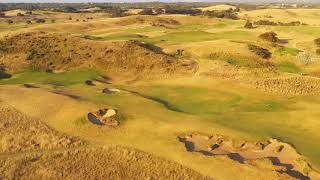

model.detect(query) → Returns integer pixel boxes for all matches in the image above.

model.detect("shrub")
[26,20,32,24]
[26,50,36,60]
[17,12,24,16]
[316,49,320,55]
[254,20,278,26]
[51,19,55,23]
[6,19,13,24]
[244,20,254,29]
[259,31,279,43]
[0,65,11,79]
[314,38,320,47]
[203,10,238,20]
[25,11,32,15]
[138,8,154,15]
[248,44,272,59]
[35,19,45,23]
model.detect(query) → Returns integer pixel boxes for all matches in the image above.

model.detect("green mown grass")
[274,46,301,56]
[122,85,292,115]
[149,30,255,43]
[276,61,302,74]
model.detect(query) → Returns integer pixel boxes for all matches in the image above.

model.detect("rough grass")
[276,61,302,74]
[208,52,267,68]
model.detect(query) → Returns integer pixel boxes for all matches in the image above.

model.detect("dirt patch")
[178,133,320,180]
[0,104,85,154]
[0,32,197,80]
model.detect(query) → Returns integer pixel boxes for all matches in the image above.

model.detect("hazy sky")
[0,0,316,3]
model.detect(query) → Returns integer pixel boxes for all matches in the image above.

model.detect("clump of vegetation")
[254,20,302,26]
[254,20,278,26]
[248,44,272,59]
[244,20,254,29]
[26,20,32,24]
[164,6,201,15]
[259,31,279,43]
[35,19,46,23]
[316,49,320,55]
[25,11,32,15]
[0,11,5,17]
[274,46,301,56]
[203,9,239,20]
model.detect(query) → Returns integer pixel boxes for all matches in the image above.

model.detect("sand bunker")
[102,88,120,94]
[87,108,120,126]
[178,133,320,180]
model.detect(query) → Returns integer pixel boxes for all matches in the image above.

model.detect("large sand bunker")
[178,133,320,180]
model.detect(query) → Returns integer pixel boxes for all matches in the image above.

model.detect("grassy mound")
[0,32,197,80]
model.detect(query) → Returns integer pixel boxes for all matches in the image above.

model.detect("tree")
[35,19,45,23]
[6,19,13,24]
[314,38,320,47]
[248,44,272,59]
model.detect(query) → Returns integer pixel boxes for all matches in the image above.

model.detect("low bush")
[35,19,46,23]
[314,38,320,47]
[6,19,13,24]
[259,31,279,43]
[316,49,320,55]
[248,44,272,59]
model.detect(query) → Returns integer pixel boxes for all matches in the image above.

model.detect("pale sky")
[0,0,317,3]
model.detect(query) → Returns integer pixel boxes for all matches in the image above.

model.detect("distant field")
[1,5,320,179]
